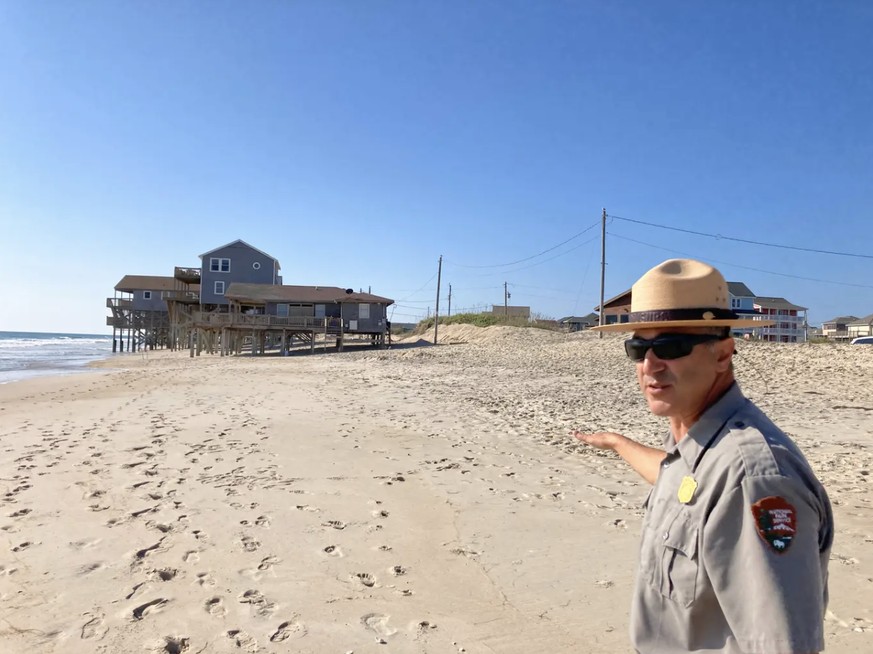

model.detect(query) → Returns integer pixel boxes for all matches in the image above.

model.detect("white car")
[851,336,873,345]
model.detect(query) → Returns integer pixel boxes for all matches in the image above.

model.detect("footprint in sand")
[258,555,281,571]
[361,612,397,639]
[132,598,168,620]
[205,596,227,616]
[157,636,189,653]
[80,614,107,640]
[354,572,377,588]
[240,535,261,552]
[323,520,346,530]
[226,629,258,652]
[323,545,344,557]
[270,617,306,642]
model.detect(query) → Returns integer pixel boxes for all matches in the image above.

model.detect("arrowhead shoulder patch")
[751,496,797,554]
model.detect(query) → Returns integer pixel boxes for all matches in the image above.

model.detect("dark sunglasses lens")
[624,339,649,361]
[625,336,703,361]
[652,339,694,360]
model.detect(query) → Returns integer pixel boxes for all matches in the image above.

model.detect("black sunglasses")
[624,333,728,362]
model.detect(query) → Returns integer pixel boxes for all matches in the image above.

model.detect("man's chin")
[646,398,674,417]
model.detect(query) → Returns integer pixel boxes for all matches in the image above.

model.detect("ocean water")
[0,331,114,384]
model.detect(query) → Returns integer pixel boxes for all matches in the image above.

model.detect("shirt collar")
[667,382,747,471]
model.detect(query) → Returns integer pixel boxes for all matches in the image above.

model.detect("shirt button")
[663,461,670,468]
[663,532,669,540]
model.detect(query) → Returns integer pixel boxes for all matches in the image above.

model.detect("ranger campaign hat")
[593,259,774,332]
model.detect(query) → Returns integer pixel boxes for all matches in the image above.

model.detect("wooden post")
[599,207,606,339]
[189,329,195,358]
[434,255,442,345]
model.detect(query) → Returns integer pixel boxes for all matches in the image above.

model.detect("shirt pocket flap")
[665,512,698,560]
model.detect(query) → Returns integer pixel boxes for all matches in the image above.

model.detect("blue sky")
[1,1,871,334]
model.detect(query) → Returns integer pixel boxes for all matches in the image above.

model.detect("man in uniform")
[574,258,833,654]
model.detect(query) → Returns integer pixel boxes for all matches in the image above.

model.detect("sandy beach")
[1,326,871,653]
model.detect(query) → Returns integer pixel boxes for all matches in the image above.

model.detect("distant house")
[821,316,859,340]
[847,314,873,339]
[489,305,531,319]
[558,313,600,332]
[199,240,282,308]
[751,297,808,343]
[727,282,759,336]
[594,289,632,325]
[223,284,393,337]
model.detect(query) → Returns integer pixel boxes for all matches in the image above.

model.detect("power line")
[447,219,601,269]
[609,213,873,260]
[609,231,873,290]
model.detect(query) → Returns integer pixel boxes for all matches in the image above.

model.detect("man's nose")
[641,348,667,371]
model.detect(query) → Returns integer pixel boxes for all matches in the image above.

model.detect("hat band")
[626,307,739,323]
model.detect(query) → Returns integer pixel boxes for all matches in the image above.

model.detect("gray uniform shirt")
[631,383,833,653]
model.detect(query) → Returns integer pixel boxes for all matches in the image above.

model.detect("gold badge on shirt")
[678,476,698,504]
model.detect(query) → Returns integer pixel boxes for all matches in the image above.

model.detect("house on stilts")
[110,239,394,356]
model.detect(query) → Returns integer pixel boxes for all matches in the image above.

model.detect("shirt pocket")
[657,511,699,608]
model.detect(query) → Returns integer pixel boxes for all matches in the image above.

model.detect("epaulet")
[727,407,782,479]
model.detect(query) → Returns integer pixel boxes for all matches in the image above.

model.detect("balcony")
[107,298,133,309]
[174,266,201,283]
[163,290,200,303]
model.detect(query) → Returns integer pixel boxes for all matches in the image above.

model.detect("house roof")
[115,275,179,292]
[199,240,280,266]
[727,281,755,297]
[559,313,600,324]
[224,283,393,305]
[848,313,873,326]
[594,289,632,311]
[823,315,860,325]
[753,296,808,311]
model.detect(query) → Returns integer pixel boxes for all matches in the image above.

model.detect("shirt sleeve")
[701,475,826,653]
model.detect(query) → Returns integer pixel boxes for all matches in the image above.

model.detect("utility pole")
[434,255,442,345]
[448,284,452,317]
[504,281,509,317]
[599,208,607,339]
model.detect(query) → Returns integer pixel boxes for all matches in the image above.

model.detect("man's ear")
[715,337,735,372]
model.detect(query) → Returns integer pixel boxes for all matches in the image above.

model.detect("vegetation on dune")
[411,312,560,334]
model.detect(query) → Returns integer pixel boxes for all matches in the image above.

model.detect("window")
[143,291,152,300]
[252,261,261,270]
[215,281,225,295]
[276,304,289,317]
[359,303,370,320]
[315,304,325,318]
[210,257,231,273]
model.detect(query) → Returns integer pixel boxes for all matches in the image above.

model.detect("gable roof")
[823,315,860,325]
[753,296,808,311]
[224,283,393,305]
[199,239,279,264]
[594,288,632,311]
[848,313,873,326]
[727,281,755,297]
[115,275,179,292]
[559,313,600,324]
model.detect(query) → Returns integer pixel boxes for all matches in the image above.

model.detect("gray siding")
[262,301,389,333]
[132,290,169,312]
[200,242,279,306]
[340,302,388,332]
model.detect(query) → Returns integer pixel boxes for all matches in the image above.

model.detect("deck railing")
[190,312,339,330]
